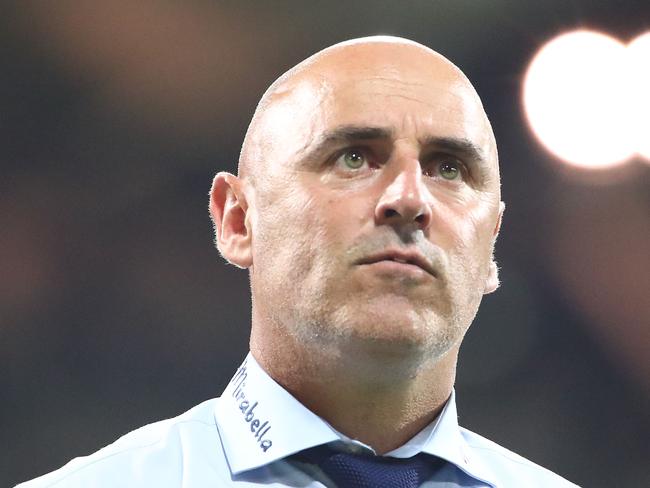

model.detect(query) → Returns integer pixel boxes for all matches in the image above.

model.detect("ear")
[209,172,253,268]
[484,201,505,294]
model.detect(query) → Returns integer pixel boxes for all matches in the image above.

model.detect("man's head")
[210,36,503,372]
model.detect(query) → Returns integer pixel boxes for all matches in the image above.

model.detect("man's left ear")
[484,201,505,294]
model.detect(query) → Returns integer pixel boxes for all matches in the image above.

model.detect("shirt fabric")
[17,354,578,487]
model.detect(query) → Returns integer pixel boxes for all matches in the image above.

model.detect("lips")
[356,249,437,277]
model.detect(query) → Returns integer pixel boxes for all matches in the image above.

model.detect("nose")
[374,161,433,230]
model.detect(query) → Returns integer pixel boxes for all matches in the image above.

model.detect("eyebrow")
[421,135,486,164]
[308,124,490,181]
[310,125,394,155]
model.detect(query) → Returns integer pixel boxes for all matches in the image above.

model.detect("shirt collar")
[398,390,497,487]
[214,353,341,474]
[214,353,497,487]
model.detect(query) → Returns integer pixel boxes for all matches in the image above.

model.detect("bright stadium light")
[628,33,650,162]
[523,30,635,169]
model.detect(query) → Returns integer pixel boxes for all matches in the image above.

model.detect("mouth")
[355,249,437,278]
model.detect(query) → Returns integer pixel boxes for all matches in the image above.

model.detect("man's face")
[246,44,502,362]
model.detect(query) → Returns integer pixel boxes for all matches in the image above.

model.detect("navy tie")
[298,446,440,488]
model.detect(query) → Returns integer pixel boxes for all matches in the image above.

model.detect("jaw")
[290,294,463,377]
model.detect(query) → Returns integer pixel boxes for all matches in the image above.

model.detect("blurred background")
[1,1,649,486]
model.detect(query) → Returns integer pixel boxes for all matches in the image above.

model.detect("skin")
[209,36,504,454]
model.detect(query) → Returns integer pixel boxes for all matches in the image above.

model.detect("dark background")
[2,1,649,486]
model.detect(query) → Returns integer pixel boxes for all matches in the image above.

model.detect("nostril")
[384,208,400,218]
[415,214,426,224]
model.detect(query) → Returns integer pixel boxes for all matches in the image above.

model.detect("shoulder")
[16,399,231,488]
[460,427,580,487]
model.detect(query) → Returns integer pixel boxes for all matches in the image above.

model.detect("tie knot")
[298,445,440,488]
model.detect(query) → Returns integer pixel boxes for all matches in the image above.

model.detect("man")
[18,36,578,487]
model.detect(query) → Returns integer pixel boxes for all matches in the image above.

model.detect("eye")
[422,153,466,182]
[438,160,462,180]
[336,148,369,170]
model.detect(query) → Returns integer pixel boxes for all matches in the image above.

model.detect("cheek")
[441,200,498,317]
[444,196,498,265]
[253,187,338,277]
[253,188,310,266]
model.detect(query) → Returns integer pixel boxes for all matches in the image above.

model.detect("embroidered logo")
[229,360,273,452]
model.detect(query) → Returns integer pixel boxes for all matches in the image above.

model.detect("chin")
[328,300,459,362]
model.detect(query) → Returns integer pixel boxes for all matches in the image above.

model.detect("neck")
[251,325,458,454]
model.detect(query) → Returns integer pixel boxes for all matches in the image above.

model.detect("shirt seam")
[464,443,576,484]
[465,444,549,469]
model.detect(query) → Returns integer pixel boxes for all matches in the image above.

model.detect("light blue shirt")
[17,354,578,487]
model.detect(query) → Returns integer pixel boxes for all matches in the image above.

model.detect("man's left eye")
[436,160,463,181]
[424,157,466,181]
[422,155,466,181]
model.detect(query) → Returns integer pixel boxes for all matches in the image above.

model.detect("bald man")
[18,37,578,488]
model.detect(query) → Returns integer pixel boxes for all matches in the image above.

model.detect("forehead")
[255,46,496,175]
[318,73,490,147]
